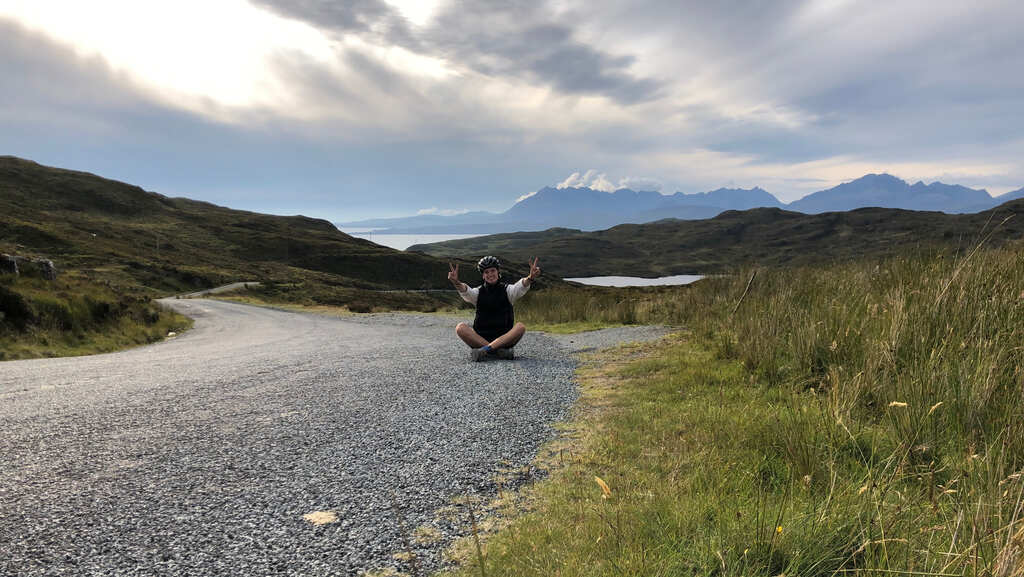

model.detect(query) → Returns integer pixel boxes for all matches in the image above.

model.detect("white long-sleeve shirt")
[458,278,531,305]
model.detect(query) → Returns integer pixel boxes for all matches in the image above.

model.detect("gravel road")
[1,299,671,576]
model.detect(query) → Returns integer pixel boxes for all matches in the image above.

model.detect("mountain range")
[338,174,1024,234]
[408,200,1024,277]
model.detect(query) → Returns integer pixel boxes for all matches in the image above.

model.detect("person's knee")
[514,322,526,332]
[456,322,470,334]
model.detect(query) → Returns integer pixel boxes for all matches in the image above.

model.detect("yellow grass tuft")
[392,551,417,563]
[413,524,443,545]
[995,524,1024,577]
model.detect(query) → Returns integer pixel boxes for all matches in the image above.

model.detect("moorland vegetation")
[4,156,1024,574]
[446,239,1024,576]
[0,156,488,357]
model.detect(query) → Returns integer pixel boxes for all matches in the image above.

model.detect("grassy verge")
[516,284,699,327]
[220,281,467,314]
[0,274,192,360]
[444,243,1024,576]
[212,283,640,334]
[528,320,632,334]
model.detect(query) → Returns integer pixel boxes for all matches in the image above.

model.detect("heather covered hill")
[0,156,452,292]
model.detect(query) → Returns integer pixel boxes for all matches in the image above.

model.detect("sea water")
[342,229,704,285]
[564,275,704,287]
[343,231,483,251]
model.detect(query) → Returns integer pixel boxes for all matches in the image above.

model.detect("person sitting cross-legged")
[448,255,541,361]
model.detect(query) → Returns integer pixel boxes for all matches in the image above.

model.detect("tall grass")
[0,274,192,360]
[517,283,723,327]
[714,245,1024,575]
[454,242,1024,576]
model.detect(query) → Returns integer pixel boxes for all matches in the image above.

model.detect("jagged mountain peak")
[788,173,996,214]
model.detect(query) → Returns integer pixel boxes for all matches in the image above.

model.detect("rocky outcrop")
[0,254,58,279]
[33,258,57,280]
[0,254,17,275]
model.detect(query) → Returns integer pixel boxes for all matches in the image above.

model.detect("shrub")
[0,284,35,331]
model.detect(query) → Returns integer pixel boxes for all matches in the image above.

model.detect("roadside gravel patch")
[0,301,673,576]
[547,324,676,353]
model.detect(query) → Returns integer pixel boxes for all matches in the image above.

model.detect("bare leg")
[488,322,526,350]
[456,322,489,348]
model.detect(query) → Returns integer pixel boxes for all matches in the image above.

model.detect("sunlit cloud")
[0,0,457,125]
[556,170,662,193]
[557,170,615,191]
[381,0,444,27]
[0,0,333,109]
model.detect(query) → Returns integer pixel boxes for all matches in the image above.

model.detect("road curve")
[178,281,261,298]
[1,299,605,576]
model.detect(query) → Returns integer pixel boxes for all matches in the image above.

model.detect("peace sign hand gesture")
[448,262,461,285]
[528,257,541,280]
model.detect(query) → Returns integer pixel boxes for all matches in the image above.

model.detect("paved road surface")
[0,299,668,575]
[179,281,261,298]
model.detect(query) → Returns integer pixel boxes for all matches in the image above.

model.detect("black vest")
[473,282,514,336]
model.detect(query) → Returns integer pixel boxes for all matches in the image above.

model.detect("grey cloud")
[260,46,458,138]
[528,42,661,104]
[426,1,663,104]
[249,0,420,47]
[544,0,1024,165]
[252,0,663,105]
[789,5,1024,116]
[730,2,1024,158]
[0,19,151,118]
[252,0,391,29]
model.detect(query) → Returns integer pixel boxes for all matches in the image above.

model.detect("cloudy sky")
[2,0,1022,221]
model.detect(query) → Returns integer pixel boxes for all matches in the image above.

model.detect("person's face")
[482,267,499,285]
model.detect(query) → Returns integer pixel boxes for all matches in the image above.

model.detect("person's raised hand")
[528,257,541,280]
[448,262,460,284]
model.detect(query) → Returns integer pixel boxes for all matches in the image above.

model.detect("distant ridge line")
[339,173,1024,235]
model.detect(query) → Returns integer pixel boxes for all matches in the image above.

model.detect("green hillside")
[0,156,502,358]
[410,203,1024,277]
[0,156,459,292]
